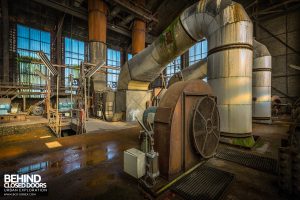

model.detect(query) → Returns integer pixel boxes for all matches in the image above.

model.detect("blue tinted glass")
[41,43,50,54]
[202,40,207,53]
[128,53,132,60]
[17,25,29,38]
[30,29,40,41]
[17,37,29,49]
[79,42,84,54]
[189,46,194,56]
[41,31,50,43]
[72,40,79,53]
[65,38,71,51]
[65,58,70,65]
[30,40,40,51]
[79,55,84,61]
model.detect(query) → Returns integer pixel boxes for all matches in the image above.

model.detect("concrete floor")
[0,120,291,200]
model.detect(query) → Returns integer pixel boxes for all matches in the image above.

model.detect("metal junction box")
[124,148,146,178]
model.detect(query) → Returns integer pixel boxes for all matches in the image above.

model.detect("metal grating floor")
[216,148,278,174]
[171,165,234,200]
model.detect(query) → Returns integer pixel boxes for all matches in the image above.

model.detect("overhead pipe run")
[118,0,253,136]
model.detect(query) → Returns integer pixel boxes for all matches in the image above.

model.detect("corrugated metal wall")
[256,11,300,104]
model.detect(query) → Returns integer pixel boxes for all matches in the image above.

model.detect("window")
[189,39,208,82]
[189,40,207,65]
[165,56,181,83]
[17,24,51,98]
[127,53,133,61]
[106,48,121,89]
[64,37,85,90]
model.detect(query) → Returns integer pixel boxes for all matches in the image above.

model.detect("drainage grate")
[171,165,234,200]
[216,148,278,174]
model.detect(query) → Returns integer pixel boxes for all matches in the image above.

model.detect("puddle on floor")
[15,143,119,176]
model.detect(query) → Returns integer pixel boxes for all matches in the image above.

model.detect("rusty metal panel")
[154,107,173,124]
[154,80,216,180]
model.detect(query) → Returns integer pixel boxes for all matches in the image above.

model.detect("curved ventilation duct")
[118,0,253,136]
[252,40,272,123]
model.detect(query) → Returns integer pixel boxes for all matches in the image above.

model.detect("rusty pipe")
[88,0,107,43]
[118,0,253,135]
[132,19,146,55]
[88,0,107,91]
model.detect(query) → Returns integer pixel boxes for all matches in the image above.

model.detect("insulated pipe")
[252,40,272,123]
[88,0,107,90]
[169,39,272,124]
[168,58,207,87]
[118,0,253,136]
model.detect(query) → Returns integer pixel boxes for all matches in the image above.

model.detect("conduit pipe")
[118,0,253,136]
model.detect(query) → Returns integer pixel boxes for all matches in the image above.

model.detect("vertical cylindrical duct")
[88,0,107,90]
[132,19,146,55]
[181,1,253,136]
[252,40,272,123]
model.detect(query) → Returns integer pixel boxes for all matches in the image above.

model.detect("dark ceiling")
[8,0,300,49]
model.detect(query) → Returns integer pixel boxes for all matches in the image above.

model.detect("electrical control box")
[123,148,146,178]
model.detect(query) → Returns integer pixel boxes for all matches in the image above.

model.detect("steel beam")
[32,0,132,37]
[257,23,300,56]
[261,0,299,12]
[110,0,158,22]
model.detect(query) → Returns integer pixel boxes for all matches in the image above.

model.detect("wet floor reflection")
[17,161,48,174]
[13,142,119,178]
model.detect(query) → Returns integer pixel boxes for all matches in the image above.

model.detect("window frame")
[16,24,51,98]
[106,48,121,89]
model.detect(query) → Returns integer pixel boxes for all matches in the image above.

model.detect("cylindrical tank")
[252,40,272,123]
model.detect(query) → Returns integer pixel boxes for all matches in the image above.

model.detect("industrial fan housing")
[154,79,220,180]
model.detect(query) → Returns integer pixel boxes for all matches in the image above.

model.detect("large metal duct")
[252,40,272,123]
[118,0,253,136]
[168,58,207,87]
[169,39,272,125]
